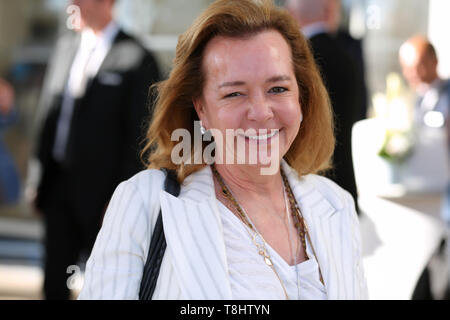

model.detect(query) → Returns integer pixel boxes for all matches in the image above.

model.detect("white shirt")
[418,78,447,115]
[52,21,120,162]
[218,201,327,300]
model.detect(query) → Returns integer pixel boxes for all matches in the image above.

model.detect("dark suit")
[334,30,368,122]
[33,28,160,299]
[308,32,360,213]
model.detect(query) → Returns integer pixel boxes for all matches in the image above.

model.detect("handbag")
[139,169,180,300]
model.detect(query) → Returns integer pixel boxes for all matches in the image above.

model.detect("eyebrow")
[266,75,292,83]
[218,81,246,88]
[218,75,292,88]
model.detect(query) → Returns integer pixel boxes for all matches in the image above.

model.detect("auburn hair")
[141,0,335,182]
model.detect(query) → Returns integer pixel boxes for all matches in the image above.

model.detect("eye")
[269,87,288,94]
[224,92,242,98]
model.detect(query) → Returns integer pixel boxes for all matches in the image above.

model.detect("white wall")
[428,0,450,79]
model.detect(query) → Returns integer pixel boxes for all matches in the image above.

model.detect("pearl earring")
[200,121,207,135]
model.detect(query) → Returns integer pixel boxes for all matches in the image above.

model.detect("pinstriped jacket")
[78,160,368,300]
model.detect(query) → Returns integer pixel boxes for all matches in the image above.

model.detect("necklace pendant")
[259,250,273,266]
[264,256,273,266]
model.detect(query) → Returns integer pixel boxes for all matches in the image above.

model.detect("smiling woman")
[143,0,334,181]
[78,0,368,300]
[193,30,301,175]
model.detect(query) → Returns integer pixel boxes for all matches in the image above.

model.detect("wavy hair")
[141,0,335,182]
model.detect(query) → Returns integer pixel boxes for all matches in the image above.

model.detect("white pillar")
[428,0,450,78]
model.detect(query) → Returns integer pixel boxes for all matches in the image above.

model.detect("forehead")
[202,30,294,82]
[399,43,420,67]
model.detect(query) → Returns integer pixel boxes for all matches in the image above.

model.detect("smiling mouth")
[238,129,280,141]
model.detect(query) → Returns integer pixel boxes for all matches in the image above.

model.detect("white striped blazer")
[78,160,368,300]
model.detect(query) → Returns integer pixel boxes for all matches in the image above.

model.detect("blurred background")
[0,0,449,300]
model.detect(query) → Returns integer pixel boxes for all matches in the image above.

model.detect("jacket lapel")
[83,29,126,95]
[281,161,347,299]
[57,32,81,93]
[159,167,232,299]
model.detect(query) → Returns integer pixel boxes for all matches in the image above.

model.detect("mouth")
[238,129,281,142]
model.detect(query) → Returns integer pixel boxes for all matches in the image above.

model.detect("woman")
[79,0,367,300]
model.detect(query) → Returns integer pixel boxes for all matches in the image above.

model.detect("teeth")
[242,130,278,140]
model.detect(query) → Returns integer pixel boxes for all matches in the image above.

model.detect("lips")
[242,130,278,140]
[237,129,281,142]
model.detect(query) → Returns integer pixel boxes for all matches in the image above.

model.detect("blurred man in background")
[399,36,450,300]
[399,36,450,129]
[29,0,160,299]
[0,78,21,205]
[399,35,450,226]
[285,0,360,213]
[325,0,368,121]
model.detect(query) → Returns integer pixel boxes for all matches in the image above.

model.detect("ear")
[192,96,209,129]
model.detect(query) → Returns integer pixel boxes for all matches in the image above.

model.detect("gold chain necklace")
[280,169,325,286]
[212,166,290,299]
[212,165,325,294]
[212,165,313,299]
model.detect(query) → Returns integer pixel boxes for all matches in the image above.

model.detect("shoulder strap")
[139,169,180,300]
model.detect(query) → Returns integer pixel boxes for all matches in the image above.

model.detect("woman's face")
[194,30,302,170]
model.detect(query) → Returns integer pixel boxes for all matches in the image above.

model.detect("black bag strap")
[139,169,180,300]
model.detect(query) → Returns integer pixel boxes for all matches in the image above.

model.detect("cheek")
[221,107,248,127]
[204,101,246,130]
[278,99,302,134]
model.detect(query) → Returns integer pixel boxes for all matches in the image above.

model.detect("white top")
[218,202,327,300]
[78,163,368,300]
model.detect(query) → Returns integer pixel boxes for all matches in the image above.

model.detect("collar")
[417,77,444,97]
[80,20,120,50]
[301,22,328,39]
[98,20,120,46]
[177,159,344,213]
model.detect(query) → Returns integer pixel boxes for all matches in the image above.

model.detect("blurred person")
[399,36,450,225]
[78,0,367,300]
[326,0,368,121]
[400,36,450,300]
[0,78,15,115]
[29,0,160,300]
[285,0,360,214]
[399,36,450,127]
[0,78,21,205]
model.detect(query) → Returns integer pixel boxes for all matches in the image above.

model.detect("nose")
[247,92,274,123]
